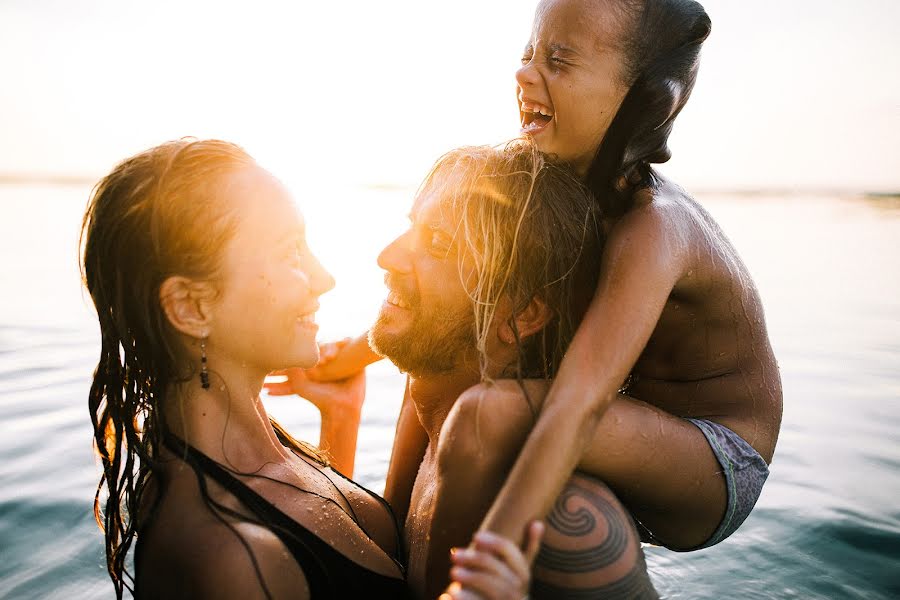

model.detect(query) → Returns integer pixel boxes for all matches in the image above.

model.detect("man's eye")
[429,231,451,253]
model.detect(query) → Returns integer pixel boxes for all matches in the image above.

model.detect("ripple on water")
[0,498,106,600]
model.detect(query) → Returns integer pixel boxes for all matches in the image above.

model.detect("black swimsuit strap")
[164,433,334,596]
[324,461,407,571]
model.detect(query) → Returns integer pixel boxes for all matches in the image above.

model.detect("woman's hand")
[440,522,544,600]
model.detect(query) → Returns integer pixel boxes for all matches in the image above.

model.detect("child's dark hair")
[586,0,712,216]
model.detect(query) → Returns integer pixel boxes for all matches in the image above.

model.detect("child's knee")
[532,473,657,599]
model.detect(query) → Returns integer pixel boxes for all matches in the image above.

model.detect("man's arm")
[424,389,656,599]
[383,377,428,524]
[264,368,365,476]
[305,331,383,382]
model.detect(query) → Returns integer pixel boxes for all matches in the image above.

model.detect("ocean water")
[0,183,898,599]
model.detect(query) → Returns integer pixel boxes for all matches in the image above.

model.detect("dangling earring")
[200,337,210,389]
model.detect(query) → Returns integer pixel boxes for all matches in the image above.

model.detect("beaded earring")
[200,338,210,389]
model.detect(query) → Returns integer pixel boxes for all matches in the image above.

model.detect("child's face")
[516,0,631,176]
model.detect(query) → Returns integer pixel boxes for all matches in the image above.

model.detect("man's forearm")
[319,406,362,476]
[383,380,428,521]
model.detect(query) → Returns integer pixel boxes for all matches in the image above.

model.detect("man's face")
[370,179,477,376]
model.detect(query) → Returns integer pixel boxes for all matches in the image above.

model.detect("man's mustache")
[383,273,420,307]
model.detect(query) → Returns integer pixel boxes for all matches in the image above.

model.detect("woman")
[80,138,541,599]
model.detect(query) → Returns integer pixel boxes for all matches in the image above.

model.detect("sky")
[0,0,898,192]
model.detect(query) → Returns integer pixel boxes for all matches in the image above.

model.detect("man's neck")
[407,368,480,446]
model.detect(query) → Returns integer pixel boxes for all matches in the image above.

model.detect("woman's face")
[208,166,334,376]
[516,0,632,175]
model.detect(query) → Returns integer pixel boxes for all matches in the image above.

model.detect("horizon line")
[0,173,896,199]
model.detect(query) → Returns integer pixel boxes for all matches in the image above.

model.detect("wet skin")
[614,180,782,460]
[474,177,783,552]
[385,176,783,591]
[375,183,656,598]
[473,0,783,552]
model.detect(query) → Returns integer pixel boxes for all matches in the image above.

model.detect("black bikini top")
[164,434,410,599]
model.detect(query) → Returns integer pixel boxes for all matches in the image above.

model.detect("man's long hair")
[421,139,603,383]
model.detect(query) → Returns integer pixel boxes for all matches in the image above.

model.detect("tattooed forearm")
[532,476,657,599]
[532,562,658,599]
[539,483,629,571]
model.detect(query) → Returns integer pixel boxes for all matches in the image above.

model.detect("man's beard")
[369,298,476,377]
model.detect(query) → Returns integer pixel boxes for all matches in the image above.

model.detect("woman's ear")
[159,276,216,339]
[499,296,552,344]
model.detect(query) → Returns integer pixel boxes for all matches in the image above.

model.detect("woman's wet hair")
[586,0,712,216]
[421,139,602,389]
[80,138,321,598]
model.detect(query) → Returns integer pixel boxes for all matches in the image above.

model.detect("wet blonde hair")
[420,139,603,382]
[80,138,325,598]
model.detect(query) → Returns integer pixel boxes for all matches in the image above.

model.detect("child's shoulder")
[605,178,694,251]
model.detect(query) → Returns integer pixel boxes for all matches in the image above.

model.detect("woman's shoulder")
[141,514,309,599]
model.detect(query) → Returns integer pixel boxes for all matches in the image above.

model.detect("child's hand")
[264,367,366,418]
[441,522,544,600]
[305,333,381,382]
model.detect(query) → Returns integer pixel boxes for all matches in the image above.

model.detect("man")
[368,142,656,599]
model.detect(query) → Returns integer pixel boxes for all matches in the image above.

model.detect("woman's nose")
[377,231,413,274]
[308,254,335,297]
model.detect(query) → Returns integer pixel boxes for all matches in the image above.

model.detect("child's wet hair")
[586,0,712,216]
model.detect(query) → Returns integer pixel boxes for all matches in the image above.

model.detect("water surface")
[0,184,897,599]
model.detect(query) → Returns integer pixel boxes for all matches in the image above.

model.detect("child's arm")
[478,203,688,545]
[305,331,382,382]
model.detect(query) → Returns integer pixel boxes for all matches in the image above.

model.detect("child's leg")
[461,380,762,550]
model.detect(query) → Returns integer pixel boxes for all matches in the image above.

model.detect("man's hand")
[305,333,382,382]
[441,522,544,600]
[265,367,367,476]
[264,367,366,419]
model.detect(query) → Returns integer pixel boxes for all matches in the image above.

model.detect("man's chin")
[369,330,421,375]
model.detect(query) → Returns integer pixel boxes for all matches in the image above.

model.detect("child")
[475,0,783,553]
[297,0,781,560]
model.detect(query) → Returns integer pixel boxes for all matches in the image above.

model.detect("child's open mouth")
[520,101,554,134]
